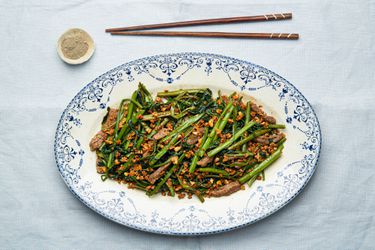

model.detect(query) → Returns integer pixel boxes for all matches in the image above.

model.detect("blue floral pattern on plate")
[54,52,321,235]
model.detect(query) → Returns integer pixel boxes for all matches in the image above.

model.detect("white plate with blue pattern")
[54,52,321,235]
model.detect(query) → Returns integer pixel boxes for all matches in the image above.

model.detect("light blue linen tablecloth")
[1,0,374,249]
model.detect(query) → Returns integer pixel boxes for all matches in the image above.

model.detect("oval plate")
[54,52,321,235]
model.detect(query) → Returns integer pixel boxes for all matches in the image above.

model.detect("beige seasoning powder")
[61,29,89,60]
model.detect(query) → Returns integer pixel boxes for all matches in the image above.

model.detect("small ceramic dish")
[57,28,95,65]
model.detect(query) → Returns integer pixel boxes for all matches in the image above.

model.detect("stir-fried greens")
[89,83,286,202]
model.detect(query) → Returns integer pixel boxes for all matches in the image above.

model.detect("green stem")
[124,140,130,150]
[268,124,286,129]
[147,165,177,196]
[104,152,115,179]
[161,113,203,143]
[136,136,144,149]
[151,158,172,168]
[189,127,209,173]
[229,160,253,167]
[118,109,145,141]
[114,99,126,138]
[239,145,283,184]
[247,174,258,187]
[207,121,256,157]
[176,177,205,202]
[126,91,137,120]
[216,105,235,139]
[204,174,236,180]
[116,91,138,140]
[167,181,175,197]
[243,162,258,171]
[138,82,152,103]
[277,137,287,146]
[119,154,134,174]
[232,108,238,134]
[122,98,143,109]
[130,176,147,187]
[177,178,195,192]
[225,152,253,158]
[141,111,177,121]
[199,102,234,156]
[150,134,179,165]
[195,192,205,203]
[242,101,251,151]
[198,168,228,175]
[106,152,114,169]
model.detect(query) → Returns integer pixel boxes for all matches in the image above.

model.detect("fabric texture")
[1,0,374,249]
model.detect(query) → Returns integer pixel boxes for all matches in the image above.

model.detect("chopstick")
[105,13,292,32]
[110,31,299,40]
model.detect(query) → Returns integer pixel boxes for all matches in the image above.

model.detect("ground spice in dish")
[60,29,90,60]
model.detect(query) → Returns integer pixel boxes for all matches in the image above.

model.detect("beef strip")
[186,134,199,145]
[187,127,205,145]
[209,181,242,197]
[102,108,119,131]
[255,135,271,145]
[197,156,213,167]
[264,115,276,124]
[89,130,107,151]
[271,133,284,143]
[146,162,171,184]
[152,128,169,140]
[256,133,284,145]
[251,103,263,115]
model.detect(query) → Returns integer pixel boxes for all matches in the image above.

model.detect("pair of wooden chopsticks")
[105,13,298,40]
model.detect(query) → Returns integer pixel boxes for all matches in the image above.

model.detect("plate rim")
[54,52,322,236]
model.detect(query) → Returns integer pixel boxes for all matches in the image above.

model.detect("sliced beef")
[146,162,171,184]
[255,135,271,145]
[251,103,263,115]
[197,156,213,167]
[255,133,284,145]
[186,134,199,145]
[89,131,107,151]
[187,127,205,145]
[264,115,276,124]
[271,133,284,143]
[153,128,170,140]
[102,108,119,131]
[209,181,242,197]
